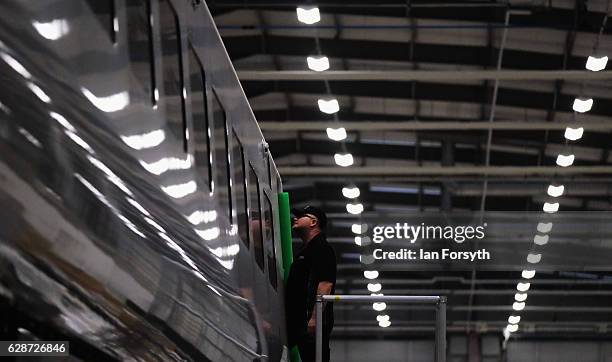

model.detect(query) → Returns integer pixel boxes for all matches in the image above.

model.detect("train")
[0,0,288,360]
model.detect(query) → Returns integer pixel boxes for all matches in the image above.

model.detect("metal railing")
[315,295,447,362]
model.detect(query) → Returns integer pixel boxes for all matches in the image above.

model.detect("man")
[286,205,337,362]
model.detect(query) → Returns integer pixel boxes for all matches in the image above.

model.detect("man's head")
[291,205,327,239]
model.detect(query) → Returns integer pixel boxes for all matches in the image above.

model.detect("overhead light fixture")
[556,154,575,167]
[307,55,330,71]
[586,55,608,71]
[508,315,521,324]
[378,320,391,328]
[334,153,353,167]
[360,254,374,265]
[364,270,379,279]
[533,234,549,246]
[343,186,360,199]
[355,236,370,246]
[512,302,525,311]
[517,282,531,292]
[564,127,583,141]
[514,292,528,302]
[318,98,340,114]
[547,185,564,197]
[572,98,593,113]
[373,302,387,311]
[296,6,321,24]
[537,222,553,233]
[527,253,542,264]
[543,202,559,213]
[506,324,519,333]
[347,203,363,215]
[352,224,362,234]
[326,127,347,141]
[367,283,382,293]
[376,315,390,322]
[352,223,368,234]
[522,270,536,279]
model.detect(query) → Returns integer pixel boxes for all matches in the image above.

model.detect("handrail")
[314,294,447,362]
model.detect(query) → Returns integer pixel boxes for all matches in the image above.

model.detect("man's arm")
[307,281,334,334]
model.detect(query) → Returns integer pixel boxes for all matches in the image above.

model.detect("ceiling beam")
[279,165,612,176]
[238,70,612,81]
[260,120,612,131]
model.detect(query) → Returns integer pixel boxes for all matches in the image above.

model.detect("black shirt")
[286,233,337,345]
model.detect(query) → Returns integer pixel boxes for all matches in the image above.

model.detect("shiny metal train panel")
[0,0,286,360]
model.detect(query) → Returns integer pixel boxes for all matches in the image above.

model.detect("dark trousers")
[297,330,331,362]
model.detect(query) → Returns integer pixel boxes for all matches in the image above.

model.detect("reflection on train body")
[0,0,286,360]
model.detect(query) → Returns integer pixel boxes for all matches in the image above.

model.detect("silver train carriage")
[0,0,288,360]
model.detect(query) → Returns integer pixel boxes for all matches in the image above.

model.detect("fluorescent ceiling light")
[360,254,374,265]
[537,222,553,233]
[296,6,320,24]
[352,223,368,234]
[364,270,379,279]
[343,186,360,199]
[533,234,549,246]
[367,283,382,293]
[307,55,330,71]
[556,154,574,167]
[318,98,340,114]
[517,282,531,292]
[515,292,528,302]
[508,315,521,324]
[506,324,519,333]
[543,202,559,213]
[521,270,536,279]
[564,127,583,141]
[346,203,364,215]
[572,98,593,113]
[527,253,542,264]
[354,236,369,246]
[373,302,387,311]
[326,127,347,141]
[586,55,608,71]
[334,153,353,167]
[376,315,390,322]
[547,185,564,197]
[512,302,525,311]
[378,320,391,328]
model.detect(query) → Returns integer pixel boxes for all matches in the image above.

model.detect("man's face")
[292,214,317,234]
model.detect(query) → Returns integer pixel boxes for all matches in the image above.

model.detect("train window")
[84,0,116,42]
[231,130,249,248]
[264,194,278,290]
[211,89,232,220]
[159,0,187,152]
[126,0,155,104]
[248,164,264,271]
[188,44,212,190]
[266,155,273,190]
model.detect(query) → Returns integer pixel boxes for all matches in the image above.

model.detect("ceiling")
[208,0,612,341]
